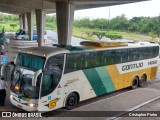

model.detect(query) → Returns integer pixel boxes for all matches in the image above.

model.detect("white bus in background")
[0,41,159,112]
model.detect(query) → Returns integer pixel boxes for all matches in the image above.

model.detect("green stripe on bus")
[83,68,107,96]
[95,67,115,93]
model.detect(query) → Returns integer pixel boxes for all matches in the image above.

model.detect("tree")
[105,33,122,40]
[128,22,138,32]
[85,29,93,37]
[148,32,157,40]
[93,31,106,40]
[109,14,129,31]
[130,17,143,23]
[10,23,17,29]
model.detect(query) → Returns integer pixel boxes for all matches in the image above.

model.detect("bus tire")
[131,77,139,89]
[139,74,147,87]
[65,92,78,110]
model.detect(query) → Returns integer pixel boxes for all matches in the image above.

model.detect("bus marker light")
[0,52,4,55]
[14,86,20,91]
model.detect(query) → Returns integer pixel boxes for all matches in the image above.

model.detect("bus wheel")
[131,77,139,89]
[65,93,78,110]
[139,74,147,87]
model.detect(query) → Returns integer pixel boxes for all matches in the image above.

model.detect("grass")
[0,24,19,32]
[72,27,158,42]
[120,32,158,42]
[0,24,56,32]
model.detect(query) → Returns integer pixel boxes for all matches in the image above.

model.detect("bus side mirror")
[10,61,15,66]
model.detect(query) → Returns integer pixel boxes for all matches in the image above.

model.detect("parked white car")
[15,29,47,41]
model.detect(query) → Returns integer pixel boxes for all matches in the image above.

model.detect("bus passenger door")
[38,54,64,111]
[38,70,64,111]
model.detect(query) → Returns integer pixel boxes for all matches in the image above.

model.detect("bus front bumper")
[10,94,38,112]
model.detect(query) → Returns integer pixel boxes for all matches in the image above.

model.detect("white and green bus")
[1,41,159,112]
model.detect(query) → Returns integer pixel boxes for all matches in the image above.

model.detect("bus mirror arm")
[10,61,16,66]
[42,68,46,72]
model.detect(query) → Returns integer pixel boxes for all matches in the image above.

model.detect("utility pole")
[108,6,110,31]
[158,12,160,42]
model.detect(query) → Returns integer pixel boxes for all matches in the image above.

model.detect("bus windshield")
[16,53,45,71]
[10,68,41,99]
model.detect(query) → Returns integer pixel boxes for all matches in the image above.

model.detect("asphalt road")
[4,30,87,46]
[46,30,87,46]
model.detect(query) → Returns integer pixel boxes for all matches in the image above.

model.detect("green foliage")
[105,33,122,40]
[10,23,17,29]
[157,41,160,45]
[93,31,106,40]
[74,18,109,30]
[128,22,138,32]
[74,15,160,37]
[0,13,57,32]
[0,12,160,42]
[109,14,129,31]
[148,32,157,39]
[85,29,93,37]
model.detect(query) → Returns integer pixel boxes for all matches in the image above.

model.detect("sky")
[74,0,160,19]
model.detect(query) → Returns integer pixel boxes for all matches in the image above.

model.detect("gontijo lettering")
[122,62,143,71]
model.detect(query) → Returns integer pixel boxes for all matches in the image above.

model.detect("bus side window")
[45,54,64,71]
[128,48,134,62]
[100,50,113,66]
[99,51,105,66]
[134,48,141,60]
[141,47,148,60]
[152,46,159,58]
[114,49,127,64]
[148,47,153,58]
[65,53,84,73]
[76,53,84,70]
[41,55,64,97]
[129,48,142,61]
[41,74,54,97]
[41,69,63,97]
[106,50,114,65]
[84,52,99,68]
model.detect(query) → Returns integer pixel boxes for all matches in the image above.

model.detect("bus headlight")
[10,95,13,99]
[29,103,37,107]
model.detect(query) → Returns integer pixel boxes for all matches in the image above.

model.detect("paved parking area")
[75,88,160,112]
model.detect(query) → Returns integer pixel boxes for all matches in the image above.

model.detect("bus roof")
[19,42,159,58]
[19,46,70,58]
